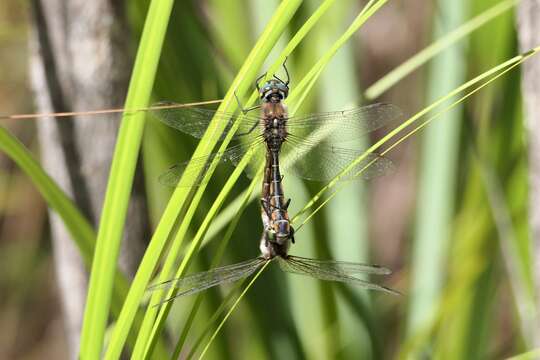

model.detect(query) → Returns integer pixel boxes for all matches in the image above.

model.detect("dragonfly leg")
[290,226,295,244]
[284,198,291,210]
[255,73,267,91]
[273,56,290,85]
[234,91,261,115]
[235,120,260,137]
[260,199,271,218]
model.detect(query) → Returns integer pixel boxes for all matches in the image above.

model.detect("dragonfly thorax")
[262,103,288,152]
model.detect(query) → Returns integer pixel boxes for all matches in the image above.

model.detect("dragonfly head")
[260,229,291,259]
[259,79,289,102]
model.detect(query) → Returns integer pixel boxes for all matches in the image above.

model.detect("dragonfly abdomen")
[263,149,295,248]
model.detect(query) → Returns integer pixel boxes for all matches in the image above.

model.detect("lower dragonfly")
[151,140,398,302]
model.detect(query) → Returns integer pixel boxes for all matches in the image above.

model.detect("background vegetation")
[0,0,537,359]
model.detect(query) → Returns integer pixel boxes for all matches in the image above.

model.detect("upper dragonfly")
[152,62,401,187]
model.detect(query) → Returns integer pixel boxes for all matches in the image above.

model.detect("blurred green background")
[0,0,535,359]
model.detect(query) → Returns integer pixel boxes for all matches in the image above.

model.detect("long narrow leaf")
[107,2,303,358]
[293,47,540,224]
[0,126,170,355]
[80,0,175,358]
[364,0,519,99]
[406,0,466,344]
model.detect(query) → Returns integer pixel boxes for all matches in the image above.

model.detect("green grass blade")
[0,126,169,356]
[406,0,466,343]
[507,348,540,360]
[182,0,389,254]
[137,157,262,358]
[293,47,540,225]
[0,125,136,313]
[364,0,519,100]
[183,280,248,360]
[287,0,389,110]
[475,146,536,345]
[0,127,95,262]
[298,1,374,357]
[105,2,303,357]
[171,3,393,354]
[136,1,351,354]
[294,53,534,232]
[170,168,261,359]
[79,0,175,358]
[140,1,389,355]
[197,261,271,359]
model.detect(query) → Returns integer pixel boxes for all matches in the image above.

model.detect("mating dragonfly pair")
[151,64,400,302]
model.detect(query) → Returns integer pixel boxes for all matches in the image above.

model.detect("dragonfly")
[152,61,401,187]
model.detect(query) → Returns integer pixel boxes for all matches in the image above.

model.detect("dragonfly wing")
[150,102,261,140]
[158,140,263,187]
[286,103,401,142]
[150,257,267,303]
[229,144,267,179]
[282,138,394,182]
[278,256,398,295]
[284,255,392,275]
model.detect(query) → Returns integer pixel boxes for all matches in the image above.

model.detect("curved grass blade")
[293,47,540,231]
[0,127,169,356]
[407,0,466,345]
[292,46,540,225]
[177,0,395,260]
[287,0,390,110]
[171,170,262,359]
[138,155,264,358]
[364,0,519,99]
[126,2,304,358]
[183,279,247,360]
[82,0,176,357]
[145,2,395,356]
[138,0,353,355]
[0,126,96,264]
[197,261,272,359]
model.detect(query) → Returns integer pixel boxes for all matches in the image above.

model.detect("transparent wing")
[282,136,394,182]
[282,255,392,274]
[150,257,267,303]
[278,256,399,295]
[158,137,265,187]
[154,102,400,186]
[150,102,261,140]
[286,103,401,142]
